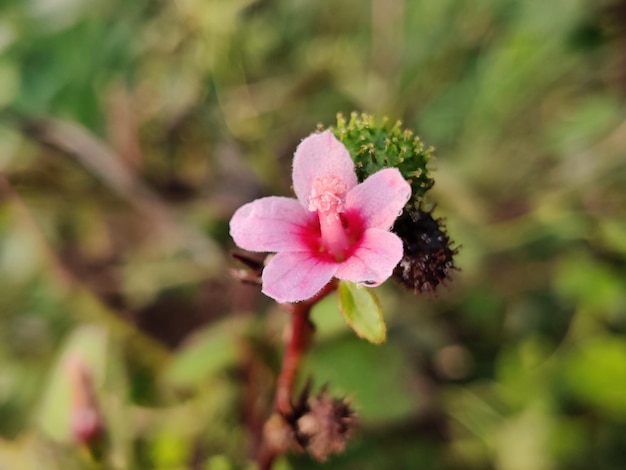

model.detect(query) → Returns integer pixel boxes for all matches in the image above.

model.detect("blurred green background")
[1,0,626,468]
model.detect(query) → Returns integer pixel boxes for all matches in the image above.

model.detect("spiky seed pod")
[296,387,357,462]
[324,112,435,206]
[392,206,459,294]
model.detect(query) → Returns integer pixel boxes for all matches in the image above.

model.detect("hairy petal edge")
[345,168,411,230]
[292,131,357,207]
[262,251,338,303]
[230,196,314,253]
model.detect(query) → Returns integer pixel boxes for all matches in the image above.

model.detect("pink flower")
[230,130,411,303]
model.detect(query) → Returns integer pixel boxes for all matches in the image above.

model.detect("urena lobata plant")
[229,112,458,468]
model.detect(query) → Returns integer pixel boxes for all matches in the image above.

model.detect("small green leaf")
[337,281,386,344]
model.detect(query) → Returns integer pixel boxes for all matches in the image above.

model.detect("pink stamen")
[308,175,347,213]
[308,175,350,260]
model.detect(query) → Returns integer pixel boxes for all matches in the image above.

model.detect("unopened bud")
[65,356,103,446]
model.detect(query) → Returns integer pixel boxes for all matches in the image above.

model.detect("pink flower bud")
[65,356,103,446]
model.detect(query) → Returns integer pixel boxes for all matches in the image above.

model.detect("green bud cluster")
[323,112,435,208]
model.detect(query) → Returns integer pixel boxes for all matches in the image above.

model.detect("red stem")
[274,279,338,416]
[275,302,311,416]
[258,280,338,469]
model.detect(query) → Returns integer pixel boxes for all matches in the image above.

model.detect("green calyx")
[324,112,435,208]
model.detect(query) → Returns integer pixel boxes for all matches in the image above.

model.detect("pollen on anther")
[308,175,347,214]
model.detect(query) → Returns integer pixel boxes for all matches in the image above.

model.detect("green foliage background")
[1,0,626,468]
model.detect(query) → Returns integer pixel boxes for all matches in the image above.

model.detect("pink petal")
[229,196,315,252]
[262,251,338,303]
[292,131,358,207]
[335,229,403,286]
[345,168,411,230]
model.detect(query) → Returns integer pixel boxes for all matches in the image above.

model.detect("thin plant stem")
[275,302,312,416]
[258,279,338,469]
[274,279,338,416]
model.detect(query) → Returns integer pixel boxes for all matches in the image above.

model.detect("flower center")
[308,175,350,261]
[308,175,347,214]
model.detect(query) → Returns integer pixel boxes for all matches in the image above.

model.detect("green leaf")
[337,281,386,344]
[303,335,419,422]
[163,316,248,388]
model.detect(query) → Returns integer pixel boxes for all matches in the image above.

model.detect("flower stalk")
[275,279,338,416]
[259,280,338,469]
